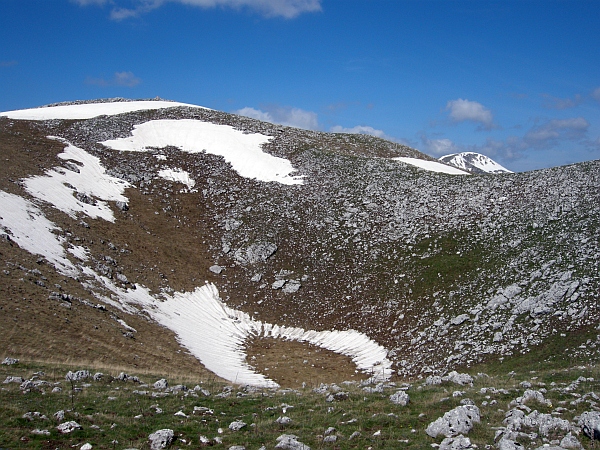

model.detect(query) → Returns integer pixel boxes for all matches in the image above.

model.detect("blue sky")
[1,0,599,172]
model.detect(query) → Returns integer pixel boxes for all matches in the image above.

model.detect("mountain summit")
[439,151,512,174]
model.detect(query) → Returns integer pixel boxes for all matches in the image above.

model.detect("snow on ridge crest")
[0,100,206,121]
[101,119,304,185]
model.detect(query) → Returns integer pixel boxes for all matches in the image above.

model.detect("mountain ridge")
[1,99,598,387]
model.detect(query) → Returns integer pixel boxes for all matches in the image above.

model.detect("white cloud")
[282,107,319,130]
[524,117,589,147]
[542,93,583,110]
[86,71,141,87]
[419,135,459,156]
[585,136,600,152]
[592,87,600,102]
[330,125,395,141]
[71,0,108,4]
[235,105,319,130]
[236,107,274,122]
[0,60,18,68]
[81,0,322,19]
[446,98,495,130]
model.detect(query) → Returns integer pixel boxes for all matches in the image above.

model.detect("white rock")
[389,390,410,406]
[578,411,600,440]
[57,421,82,434]
[209,265,223,274]
[275,434,311,450]
[153,379,168,390]
[229,420,247,431]
[148,429,174,450]
[450,314,469,326]
[560,432,583,449]
[1,357,19,365]
[439,434,473,450]
[426,405,481,438]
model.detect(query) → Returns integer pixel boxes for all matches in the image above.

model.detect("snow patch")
[101,120,304,185]
[157,168,196,190]
[24,137,130,222]
[0,191,77,276]
[393,157,470,175]
[0,100,205,121]
[68,245,89,261]
[99,281,392,388]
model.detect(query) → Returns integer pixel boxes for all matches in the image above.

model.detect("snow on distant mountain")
[394,157,470,175]
[439,152,512,174]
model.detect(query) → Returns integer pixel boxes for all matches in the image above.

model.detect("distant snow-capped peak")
[439,152,512,174]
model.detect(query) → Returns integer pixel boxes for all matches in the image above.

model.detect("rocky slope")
[0,99,598,386]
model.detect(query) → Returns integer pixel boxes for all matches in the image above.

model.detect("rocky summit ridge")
[0,99,598,387]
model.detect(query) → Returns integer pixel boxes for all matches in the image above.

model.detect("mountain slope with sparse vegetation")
[0,98,599,448]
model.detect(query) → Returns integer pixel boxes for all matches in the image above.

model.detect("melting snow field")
[0,105,400,386]
[394,157,470,175]
[24,137,131,222]
[0,191,77,276]
[0,135,390,386]
[100,281,392,388]
[0,100,205,120]
[101,119,304,185]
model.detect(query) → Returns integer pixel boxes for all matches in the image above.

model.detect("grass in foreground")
[1,359,599,449]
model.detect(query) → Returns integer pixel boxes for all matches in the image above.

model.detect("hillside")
[1,99,599,390]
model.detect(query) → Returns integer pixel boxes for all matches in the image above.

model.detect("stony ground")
[1,358,600,449]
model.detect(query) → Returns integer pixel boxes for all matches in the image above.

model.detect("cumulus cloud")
[419,134,459,156]
[542,93,583,110]
[86,71,141,87]
[524,117,589,147]
[71,0,108,4]
[585,136,600,152]
[446,98,495,130]
[236,107,274,122]
[235,105,319,130]
[330,125,395,141]
[77,0,322,19]
[592,87,600,102]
